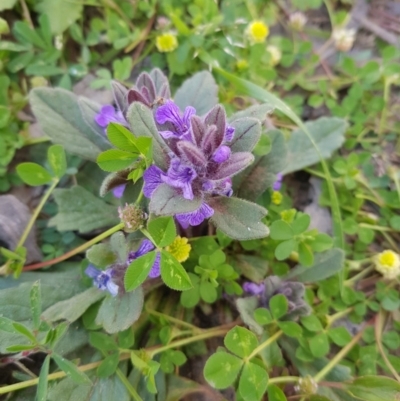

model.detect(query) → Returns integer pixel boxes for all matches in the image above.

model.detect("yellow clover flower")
[375,250,400,279]
[247,21,269,43]
[166,236,191,263]
[156,32,178,53]
[271,191,283,205]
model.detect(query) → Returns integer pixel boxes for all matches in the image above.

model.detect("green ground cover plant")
[1,1,400,400]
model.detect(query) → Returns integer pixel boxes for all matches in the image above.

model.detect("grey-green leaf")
[49,186,119,233]
[30,88,110,161]
[230,118,261,153]
[149,184,202,216]
[42,287,105,324]
[96,287,144,334]
[52,353,92,384]
[283,117,347,174]
[174,71,218,116]
[235,130,287,201]
[36,354,50,401]
[284,248,344,283]
[209,196,269,240]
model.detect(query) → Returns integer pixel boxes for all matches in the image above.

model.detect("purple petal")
[225,126,235,142]
[159,130,180,139]
[106,280,119,297]
[183,106,196,127]
[95,105,127,128]
[273,173,283,191]
[212,146,231,163]
[148,252,161,278]
[128,239,155,263]
[112,184,126,199]
[161,159,197,200]
[243,282,264,295]
[156,100,182,125]
[85,265,101,279]
[176,202,214,228]
[143,165,164,198]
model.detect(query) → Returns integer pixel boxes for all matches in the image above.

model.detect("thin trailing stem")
[116,368,144,401]
[23,222,125,271]
[313,326,366,383]
[246,330,283,360]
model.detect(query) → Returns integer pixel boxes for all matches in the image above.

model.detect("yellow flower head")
[166,236,191,263]
[247,21,269,43]
[156,32,178,53]
[236,59,249,71]
[271,191,283,205]
[375,250,400,279]
[267,45,282,66]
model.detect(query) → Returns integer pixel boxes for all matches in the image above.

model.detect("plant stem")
[116,368,144,401]
[148,323,236,358]
[327,307,353,327]
[146,308,200,332]
[344,266,374,285]
[23,222,125,271]
[378,77,391,136]
[247,330,283,360]
[18,179,59,250]
[313,326,366,383]
[269,376,299,385]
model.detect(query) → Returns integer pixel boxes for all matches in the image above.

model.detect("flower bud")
[118,203,147,232]
[247,21,269,43]
[289,12,307,31]
[332,28,356,52]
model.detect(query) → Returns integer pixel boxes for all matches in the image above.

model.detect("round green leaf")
[269,294,288,320]
[309,332,330,358]
[147,216,176,247]
[16,162,53,186]
[124,251,157,292]
[267,383,287,401]
[298,242,314,267]
[160,250,192,291]
[224,326,259,358]
[52,353,92,384]
[239,362,269,401]
[292,214,310,235]
[278,321,303,338]
[204,351,243,389]
[200,281,218,303]
[270,220,293,241]
[275,239,297,261]
[97,352,119,378]
[107,122,140,152]
[47,144,67,178]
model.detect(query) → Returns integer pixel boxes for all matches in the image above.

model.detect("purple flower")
[143,101,254,228]
[273,173,283,191]
[243,282,265,295]
[176,202,214,228]
[95,105,127,128]
[127,239,161,278]
[156,100,196,139]
[112,184,126,199]
[85,265,119,296]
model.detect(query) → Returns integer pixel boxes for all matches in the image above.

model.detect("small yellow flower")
[236,59,249,71]
[166,236,191,263]
[247,21,269,43]
[375,250,400,279]
[280,209,296,223]
[271,191,283,205]
[156,32,178,53]
[267,45,282,66]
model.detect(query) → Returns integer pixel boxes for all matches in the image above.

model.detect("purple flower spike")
[85,265,119,296]
[176,202,214,228]
[243,281,264,295]
[156,100,196,139]
[127,239,161,278]
[143,100,255,228]
[161,158,197,200]
[273,173,283,191]
[212,145,231,163]
[112,184,126,199]
[95,105,127,128]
